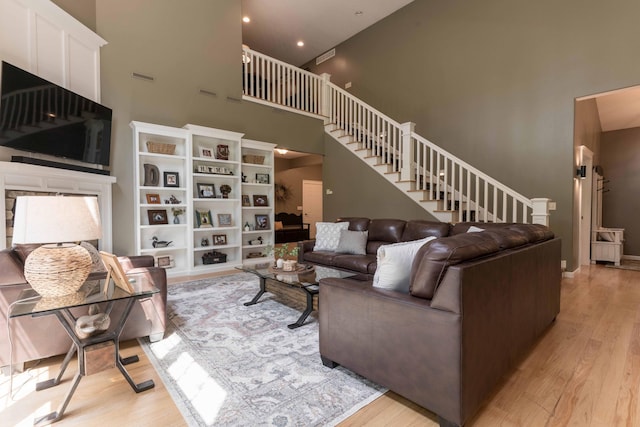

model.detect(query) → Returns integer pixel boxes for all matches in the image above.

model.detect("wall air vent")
[316,48,336,65]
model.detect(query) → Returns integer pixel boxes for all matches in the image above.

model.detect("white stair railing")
[241,45,549,224]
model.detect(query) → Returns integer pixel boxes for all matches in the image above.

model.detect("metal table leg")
[244,276,267,306]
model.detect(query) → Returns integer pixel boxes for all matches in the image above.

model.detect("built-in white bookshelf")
[132,121,275,276]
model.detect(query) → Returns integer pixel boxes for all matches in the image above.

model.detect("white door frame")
[579,145,593,266]
[302,180,323,238]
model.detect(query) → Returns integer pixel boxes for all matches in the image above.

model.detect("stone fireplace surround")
[0,162,116,251]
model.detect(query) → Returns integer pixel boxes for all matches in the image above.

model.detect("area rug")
[604,259,640,271]
[138,273,385,426]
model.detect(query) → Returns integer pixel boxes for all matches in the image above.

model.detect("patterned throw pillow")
[314,222,349,251]
[372,236,436,293]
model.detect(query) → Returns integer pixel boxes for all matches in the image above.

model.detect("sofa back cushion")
[401,220,451,241]
[336,217,371,231]
[366,219,406,253]
[410,233,500,300]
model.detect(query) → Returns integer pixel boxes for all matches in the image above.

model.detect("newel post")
[400,122,416,182]
[320,73,332,123]
[531,198,553,226]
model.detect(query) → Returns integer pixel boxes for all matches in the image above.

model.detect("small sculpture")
[248,236,263,245]
[201,237,209,246]
[220,184,232,199]
[164,195,181,204]
[152,236,173,248]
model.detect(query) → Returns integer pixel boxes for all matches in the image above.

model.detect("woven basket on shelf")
[24,244,92,297]
[146,141,176,155]
[242,154,265,165]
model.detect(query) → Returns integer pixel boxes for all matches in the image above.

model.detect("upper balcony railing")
[241,45,552,225]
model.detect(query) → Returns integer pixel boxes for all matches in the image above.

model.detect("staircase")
[241,46,552,225]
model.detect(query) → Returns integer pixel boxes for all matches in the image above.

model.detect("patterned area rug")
[604,259,640,271]
[138,273,385,426]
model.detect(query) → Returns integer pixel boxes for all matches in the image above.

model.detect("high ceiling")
[594,86,640,132]
[240,0,414,67]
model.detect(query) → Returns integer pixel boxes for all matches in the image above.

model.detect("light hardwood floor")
[2,264,639,426]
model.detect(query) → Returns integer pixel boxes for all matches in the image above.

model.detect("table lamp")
[12,196,103,298]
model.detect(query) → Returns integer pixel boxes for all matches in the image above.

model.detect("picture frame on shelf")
[164,171,180,187]
[241,194,251,207]
[148,209,168,225]
[196,209,213,228]
[212,234,227,245]
[255,173,270,184]
[155,255,175,268]
[252,195,268,206]
[218,213,233,227]
[255,214,269,230]
[216,144,230,160]
[199,147,213,158]
[197,183,216,198]
[146,193,161,204]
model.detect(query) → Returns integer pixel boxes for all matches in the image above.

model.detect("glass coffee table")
[237,263,356,329]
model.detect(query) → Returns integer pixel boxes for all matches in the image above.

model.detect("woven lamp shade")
[12,196,103,297]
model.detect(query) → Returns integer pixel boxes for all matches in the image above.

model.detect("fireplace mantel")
[0,162,116,251]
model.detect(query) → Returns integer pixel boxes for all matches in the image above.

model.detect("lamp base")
[24,244,92,298]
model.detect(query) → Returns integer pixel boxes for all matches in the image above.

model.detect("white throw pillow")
[314,222,349,251]
[467,226,485,233]
[372,236,436,293]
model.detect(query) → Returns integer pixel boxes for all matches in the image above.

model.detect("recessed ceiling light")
[297,41,304,47]
[242,16,250,23]
[355,11,363,16]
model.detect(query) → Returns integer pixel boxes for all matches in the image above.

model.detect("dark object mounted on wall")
[0,61,113,169]
[576,165,587,179]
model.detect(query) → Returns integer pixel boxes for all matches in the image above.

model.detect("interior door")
[302,180,323,239]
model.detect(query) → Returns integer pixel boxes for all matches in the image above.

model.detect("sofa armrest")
[297,239,315,262]
[0,250,26,287]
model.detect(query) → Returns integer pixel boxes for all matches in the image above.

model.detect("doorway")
[302,180,322,238]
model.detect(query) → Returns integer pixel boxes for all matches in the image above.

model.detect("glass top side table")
[9,274,159,426]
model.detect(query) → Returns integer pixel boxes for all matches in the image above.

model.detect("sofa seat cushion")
[303,250,339,267]
[333,254,377,274]
[410,233,500,299]
[373,236,437,293]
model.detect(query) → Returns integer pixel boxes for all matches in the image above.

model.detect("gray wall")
[93,0,328,254]
[323,134,438,221]
[600,128,640,255]
[305,0,640,271]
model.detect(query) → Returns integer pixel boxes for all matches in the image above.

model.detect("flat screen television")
[0,61,112,167]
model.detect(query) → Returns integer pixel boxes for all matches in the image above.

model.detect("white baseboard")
[563,266,578,278]
[622,255,640,261]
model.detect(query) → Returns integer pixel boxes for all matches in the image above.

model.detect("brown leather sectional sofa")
[0,244,167,367]
[301,218,561,427]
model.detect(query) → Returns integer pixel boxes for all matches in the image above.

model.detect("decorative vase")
[276,258,284,269]
[282,260,297,272]
[173,216,180,224]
